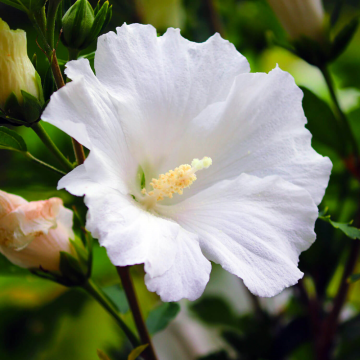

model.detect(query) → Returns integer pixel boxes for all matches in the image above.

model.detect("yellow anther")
[141,157,212,203]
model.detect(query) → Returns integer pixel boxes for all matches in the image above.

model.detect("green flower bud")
[0,19,43,125]
[61,0,112,50]
[62,0,94,49]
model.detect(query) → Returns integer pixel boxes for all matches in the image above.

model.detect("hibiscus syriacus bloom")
[42,24,332,301]
[0,191,74,271]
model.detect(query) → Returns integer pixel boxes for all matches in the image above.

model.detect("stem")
[296,279,322,358]
[46,0,61,49]
[204,0,225,37]
[83,279,140,348]
[30,13,87,166]
[25,152,66,175]
[318,240,360,360]
[68,48,80,62]
[243,282,266,321]
[117,266,158,360]
[33,7,46,36]
[65,49,87,165]
[72,138,86,165]
[320,66,359,158]
[50,50,65,88]
[31,122,74,172]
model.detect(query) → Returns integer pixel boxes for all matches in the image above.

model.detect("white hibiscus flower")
[42,24,332,302]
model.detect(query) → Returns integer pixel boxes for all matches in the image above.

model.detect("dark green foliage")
[146,302,180,335]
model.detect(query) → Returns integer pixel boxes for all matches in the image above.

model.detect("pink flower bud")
[0,191,74,271]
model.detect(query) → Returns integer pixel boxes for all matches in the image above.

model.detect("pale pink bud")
[0,190,74,271]
[267,0,325,43]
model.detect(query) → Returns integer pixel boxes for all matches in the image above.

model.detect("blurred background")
[1,0,360,359]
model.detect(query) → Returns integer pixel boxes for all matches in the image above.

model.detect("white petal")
[145,228,211,302]
[69,177,187,278]
[165,66,331,206]
[41,60,138,189]
[93,24,249,171]
[158,173,318,297]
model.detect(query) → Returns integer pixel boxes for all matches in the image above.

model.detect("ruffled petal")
[165,67,331,206]
[145,228,211,302]
[158,173,318,297]
[0,198,62,250]
[65,174,191,278]
[41,60,138,190]
[0,190,28,217]
[93,24,249,171]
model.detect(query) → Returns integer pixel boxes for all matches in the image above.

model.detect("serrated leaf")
[97,349,112,360]
[319,214,360,240]
[128,344,148,360]
[301,86,345,155]
[330,18,359,62]
[0,126,27,152]
[146,302,180,335]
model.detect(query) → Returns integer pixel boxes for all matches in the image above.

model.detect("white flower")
[42,24,332,301]
[267,0,325,42]
[0,191,74,271]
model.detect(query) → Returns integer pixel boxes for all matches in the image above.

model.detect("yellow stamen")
[141,157,212,203]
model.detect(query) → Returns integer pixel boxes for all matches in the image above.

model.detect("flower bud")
[267,0,326,43]
[61,0,112,50]
[0,191,75,272]
[0,19,42,110]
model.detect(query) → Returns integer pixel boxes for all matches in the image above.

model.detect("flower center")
[140,157,212,208]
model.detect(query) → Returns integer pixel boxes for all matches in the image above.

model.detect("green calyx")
[61,0,112,50]
[0,72,44,127]
[31,235,92,287]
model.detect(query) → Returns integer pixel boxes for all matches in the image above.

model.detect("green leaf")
[102,284,129,314]
[301,86,345,155]
[57,58,67,66]
[349,273,360,283]
[319,212,360,240]
[146,302,180,335]
[79,51,96,60]
[0,126,27,152]
[198,350,231,360]
[97,349,112,360]
[128,344,148,360]
[190,296,238,327]
[330,18,359,62]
